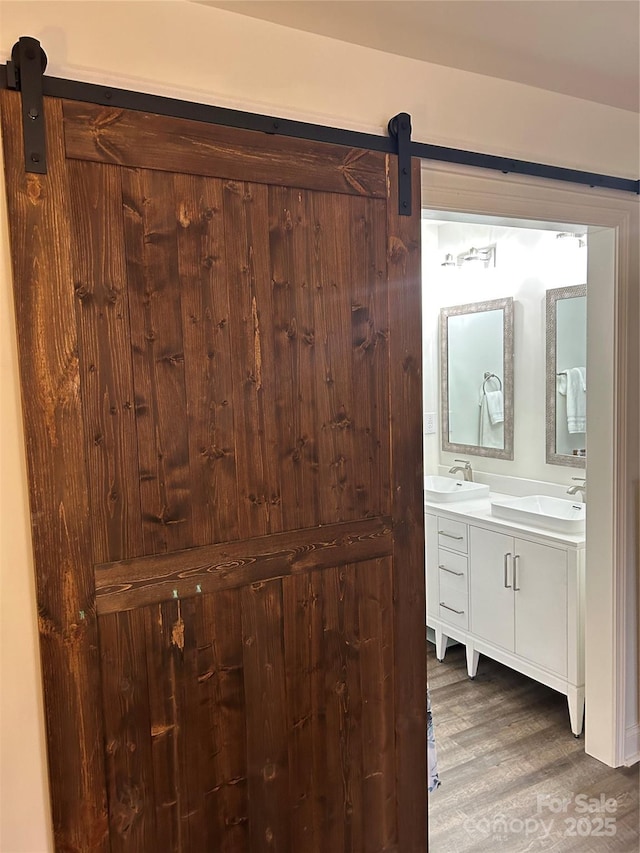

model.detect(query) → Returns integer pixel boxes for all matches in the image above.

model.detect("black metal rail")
[1,58,638,196]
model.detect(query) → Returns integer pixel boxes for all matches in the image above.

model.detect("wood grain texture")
[142,598,193,851]
[174,173,241,546]
[95,516,392,613]
[122,168,193,555]
[196,589,249,851]
[428,643,639,852]
[348,197,391,518]
[4,90,426,851]
[281,570,321,850]
[357,559,397,851]
[386,156,427,853]
[97,560,399,853]
[321,563,364,852]
[224,180,284,537]
[62,100,387,198]
[310,192,358,522]
[67,159,144,564]
[242,579,292,851]
[283,559,398,853]
[98,609,156,849]
[268,186,319,531]
[0,91,110,852]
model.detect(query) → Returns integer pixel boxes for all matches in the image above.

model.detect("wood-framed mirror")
[440,297,514,460]
[546,284,587,467]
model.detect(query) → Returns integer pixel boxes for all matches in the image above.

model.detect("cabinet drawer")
[437,517,468,553]
[438,580,468,629]
[438,549,468,589]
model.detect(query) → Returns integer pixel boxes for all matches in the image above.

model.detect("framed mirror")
[546,284,587,467]
[440,297,514,460]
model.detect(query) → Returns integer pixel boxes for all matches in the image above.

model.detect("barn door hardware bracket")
[388,112,412,215]
[6,36,48,174]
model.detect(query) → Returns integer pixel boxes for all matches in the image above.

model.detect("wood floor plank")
[428,642,639,853]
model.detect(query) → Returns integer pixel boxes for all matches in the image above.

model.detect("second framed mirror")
[546,284,587,467]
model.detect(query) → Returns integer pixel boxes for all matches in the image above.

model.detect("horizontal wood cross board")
[1,89,426,852]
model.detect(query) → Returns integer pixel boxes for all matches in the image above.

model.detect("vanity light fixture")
[556,231,587,248]
[456,243,496,268]
[441,252,456,267]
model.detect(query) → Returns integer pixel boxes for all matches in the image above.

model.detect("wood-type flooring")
[427,642,639,852]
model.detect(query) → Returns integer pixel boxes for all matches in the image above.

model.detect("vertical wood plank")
[122,168,193,555]
[67,159,144,564]
[387,156,427,852]
[268,186,320,530]
[224,181,283,538]
[175,595,208,852]
[98,610,157,849]
[282,571,319,851]
[320,564,363,853]
[310,194,357,524]
[174,173,240,547]
[144,596,231,853]
[349,196,391,519]
[0,91,110,852]
[242,579,291,851]
[357,558,397,851]
[143,599,187,851]
[197,590,250,851]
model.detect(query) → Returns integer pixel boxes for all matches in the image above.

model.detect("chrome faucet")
[449,459,473,482]
[566,477,586,502]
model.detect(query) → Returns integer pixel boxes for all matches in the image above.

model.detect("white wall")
[422,220,588,485]
[0,2,638,849]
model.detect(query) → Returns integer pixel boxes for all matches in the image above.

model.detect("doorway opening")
[422,205,639,849]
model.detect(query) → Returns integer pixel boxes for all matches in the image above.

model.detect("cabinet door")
[469,526,515,651]
[514,539,568,676]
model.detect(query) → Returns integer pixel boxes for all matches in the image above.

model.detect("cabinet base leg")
[466,646,480,678]
[435,628,447,662]
[567,685,585,737]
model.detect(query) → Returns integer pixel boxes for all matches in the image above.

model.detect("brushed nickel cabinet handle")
[504,552,512,588]
[513,554,521,591]
[438,531,464,540]
[439,565,464,576]
[440,602,465,615]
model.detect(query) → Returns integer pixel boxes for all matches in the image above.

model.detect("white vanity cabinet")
[425,505,585,736]
[469,527,568,677]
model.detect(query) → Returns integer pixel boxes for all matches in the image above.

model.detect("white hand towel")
[485,390,504,425]
[558,367,586,433]
[479,394,504,448]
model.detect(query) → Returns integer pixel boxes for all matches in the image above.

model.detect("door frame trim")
[420,160,639,767]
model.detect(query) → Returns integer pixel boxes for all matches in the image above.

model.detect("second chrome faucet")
[566,477,586,502]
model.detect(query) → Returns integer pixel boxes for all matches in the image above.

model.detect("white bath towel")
[558,367,586,433]
[485,390,504,425]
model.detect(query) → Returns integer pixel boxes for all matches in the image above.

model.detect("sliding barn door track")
[2,35,638,208]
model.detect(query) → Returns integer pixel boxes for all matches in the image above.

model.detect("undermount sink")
[490,494,585,534]
[424,475,490,503]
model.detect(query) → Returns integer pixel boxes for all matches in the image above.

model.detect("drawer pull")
[440,602,465,615]
[438,531,464,540]
[513,554,521,591]
[439,565,464,577]
[504,552,512,588]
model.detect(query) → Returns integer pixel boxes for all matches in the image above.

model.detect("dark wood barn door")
[1,91,425,852]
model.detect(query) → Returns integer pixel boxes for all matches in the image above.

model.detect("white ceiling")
[197,0,640,112]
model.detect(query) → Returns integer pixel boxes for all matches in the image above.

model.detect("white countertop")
[424,491,586,548]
